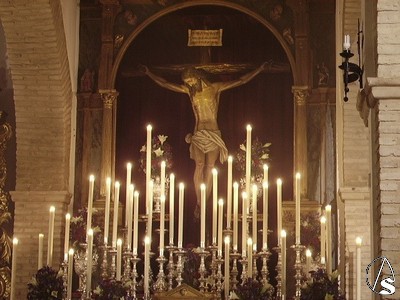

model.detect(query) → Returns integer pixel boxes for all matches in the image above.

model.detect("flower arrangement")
[300,268,345,300]
[139,134,173,177]
[70,207,103,250]
[27,266,63,299]
[93,278,129,300]
[230,278,274,300]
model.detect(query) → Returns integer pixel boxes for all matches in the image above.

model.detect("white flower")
[239,144,246,151]
[140,145,146,152]
[263,142,271,148]
[154,147,164,157]
[158,135,168,145]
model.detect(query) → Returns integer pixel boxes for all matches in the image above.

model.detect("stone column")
[99,89,118,195]
[292,86,309,198]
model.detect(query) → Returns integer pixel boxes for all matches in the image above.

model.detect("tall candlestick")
[161,161,166,198]
[247,238,253,278]
[38,233,44,270]
[241,192,247,257]
[281,230,287,297]
[104,177,111,245]
[295,173,301,245]
[356,237,362,300]
[305,249,312,278]
[252,184,258,251]
[178,183,185,248]
[233,182,239,251]
[224,236,230,296]
[160,195,165,257]
[218,199,224,257]
[116,238,123,280]
[227,156,233,229]
[10,238,18,300]
[127,184,134,250]
[47,206,55,267]
[147,180,154,242]
[125,162,132,227]
[277,179,282,246]
[112,181,120,248]
[86,229,93,298]
[245,125,252,202]
[262,182,268,250]
[64,213,71,261]
[325,204,332,274]
[87,175,95,233]
[146,124,152,215]
[200,183,206,249]
[144,236,150,296]
[169,173,175,245]
[320,216,326,264]
[133,191,139,255]
[212,168,218,245]
[263,164,269,184]
[67,248,74,300]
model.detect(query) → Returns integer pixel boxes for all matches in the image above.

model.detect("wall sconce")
[338,22,364,102]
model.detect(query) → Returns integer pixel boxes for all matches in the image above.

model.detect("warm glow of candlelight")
[200,183,206,249]
[356,236,362,246]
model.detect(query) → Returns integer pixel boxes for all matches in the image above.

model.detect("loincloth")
[186,130,228,163]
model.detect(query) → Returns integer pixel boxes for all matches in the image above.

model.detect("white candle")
[218,199,224,257]
[343,34,351,50]
[47,206,55,267]
[242,192,247,257]
[112,181,120,248]
[200,183,206,249]
[38,233,44,270]
[104,177,111,245]
[325,204,332,274]
[116,238,122,280]
[160,161,166,198]
[160,195,165,257]
[224,236,230,295]
[305,249,312,278]
[295,173,301,245]
[133,191,139,255]
[10,238,18,300]
[263,164,269,184]
[245,125,252,201]
[67,248,74,300]
[144,236,150,296]
[169,173,175,245]
[87,175,95,233]
[125,162,132,227]
[127,184,134,250]
[356,237,362,300]
[147,180,154,243]
[320,216,326,264]
[64,213,71,261]
[86,229,93,297]
[227,156,233,229]
[248,237,253,278]
[233,182,239,251]
[146,125,152,215]
[281,230,287,297]
[252,184,258,252]
[178,183,185,248]
[277,179,282,246]
[262,182,268,250]
[212,168,218,245]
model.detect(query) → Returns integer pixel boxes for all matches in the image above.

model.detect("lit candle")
[245,125,252,201]
[200,184,206,249]
[263,164,269,184]
[343,34,351,50]
[227,156,233,229]
[160,195,165,257]
[86,229,93,298]
[47,206,55,267]
[218,199,224,257]
[112,181,120,248]
[147,180,154,242]
[356,237,362,300]
[116,238,122,280]
[242,192,247,257]
[320,216,326,264]
[87,175,95,233]
[247,237,253,278]
[169,173,175,245]
[146,125,152,215]
[10,238,18,300]
[64,213,71,261]
[212,168,218,245]
[133,191,139,255]
[144,236,150,296]
[224,236,230,296]
[67,248,74,300]
[305,249,312,279]
[161,161,166,198]
[233,182,239,251]
[125,162,132,227]
[252,184,258,251]
[262,182,268,250]
[295,172,301,245]
[178,183,185,249]
[325,204,332,274]
[281,230,287,298]
[277,179,282,246]
[38,233,44,270]
[127,184,134,251]
[104,177,111,245]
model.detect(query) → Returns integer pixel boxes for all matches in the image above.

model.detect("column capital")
[99,89,119,109]
[292,86,310,105]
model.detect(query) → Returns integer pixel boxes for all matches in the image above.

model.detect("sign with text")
[187,29,223,46]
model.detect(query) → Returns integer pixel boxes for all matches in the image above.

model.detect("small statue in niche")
[80,68,95,92]
[317,62,329,86]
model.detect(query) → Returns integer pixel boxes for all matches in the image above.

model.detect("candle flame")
[88,228,94,236]
[89,174,95,181]
[325,204,332,212]
[144,236,150,244]
[228,156,233,162]
[68,248,74,255]
[356,237,362,246]
[66,213,71,219]
[117,238,123,246]
[49,206,55,212]
[263,181,268,189]
[281,230,287,238]
[134,191,139,197]
[13,238,18,245]
[39,233,44,238]
[277,178,282,185]
[233,182,239,188]
[127,162,132,169]
[296,172,301,179]
[247,237,253,245]
[246,124,252,131]
[179,182,185,189]
[115,181,120,188]
[306,249,312,257]
[200,183,206,190]
[242,191,247,199]
[160,195,166,203]
[106,177,111,185]
[321,216,326,223]
[218,198,224,206]
[146,124,152,131]
[161,161,166,167]
[263,164,269,170]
